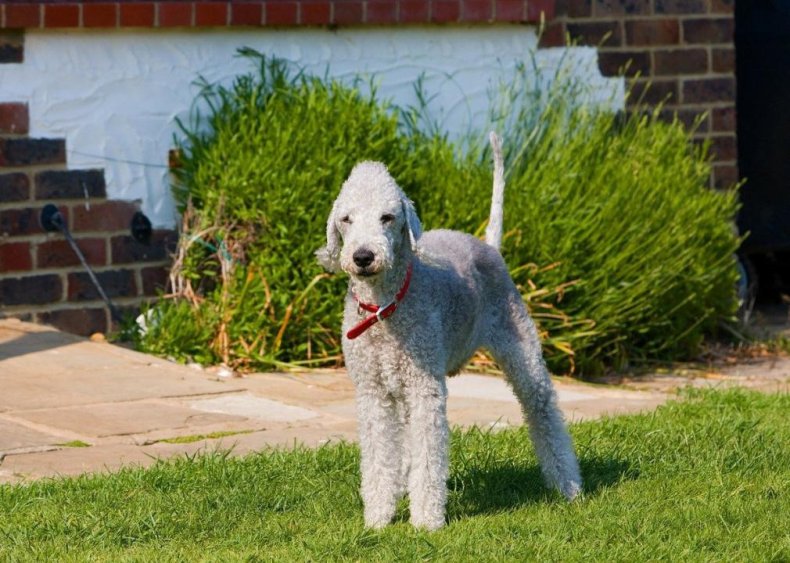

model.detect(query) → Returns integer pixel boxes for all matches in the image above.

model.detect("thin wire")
[52,211,124,323]
[66,149,171,169]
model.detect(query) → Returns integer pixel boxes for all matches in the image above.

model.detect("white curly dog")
[317,133,581,530]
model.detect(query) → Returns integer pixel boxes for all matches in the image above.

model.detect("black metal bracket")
[39,203,64,233]
[130,211,153,245]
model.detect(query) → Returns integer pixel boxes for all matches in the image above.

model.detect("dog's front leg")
[355,386,405,528]
[406,374,449,531]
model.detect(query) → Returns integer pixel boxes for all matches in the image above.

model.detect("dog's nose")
[353,248,375,268]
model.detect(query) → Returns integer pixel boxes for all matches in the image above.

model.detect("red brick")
[654,0,707,13]
[230,3,263,26]
[35,170,106,200]
[598,50,650,77]
[0,242,32,272]
[527,0,555,21]
[0,103,28,135]
[712,47,734,73]
[462,0,492,21]
[399,1,430,22]
[332,2,364,25]
[120,3,155,27]
[566,21,622,47]
[659,108,708,132]
[0,274,62,305]
[683,77,734,104]
[538,21,565,47]
[366,1,397,23]
[625,19,679,46]
[141,265,170,295]
[556,0,591,17]
[111,230,176,264]
[682,18,734,45]
[36,238,107,269]
[5,4,41,28]
[707,134,737,162]
[83,3,117,28]
[712,106,735,132]
[0,173,30,202]
[72,200,139,233]
[494,0,525,21]
[0,32,24,63]
[195,2,228,26]
[266,2,299,25]
[300,1,330,25]
[432,1,461,22]
[0,138,66,167]
[627,78,678,105]
[0,206,68,237]
[653,48,708,75]
[158,2,192,27]
[593,0,649,16]
[68,269,137,301]
[37,308,107,337]
[712,163,738,189]
[710,0,734,14]
[44,4,80,28]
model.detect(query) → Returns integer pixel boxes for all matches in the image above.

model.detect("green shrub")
[137,51,740,376]
[143,52,469,370]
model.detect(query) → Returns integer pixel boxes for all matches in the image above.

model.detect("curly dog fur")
[317,134,581,530]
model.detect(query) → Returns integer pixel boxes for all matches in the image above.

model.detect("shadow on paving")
[0,329,78,362]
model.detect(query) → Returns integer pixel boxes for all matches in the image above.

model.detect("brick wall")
[1,3,553,337]
[542,0,736,189]
[1,1,740,335]
[0,33,175,335]
[0,1,551,28]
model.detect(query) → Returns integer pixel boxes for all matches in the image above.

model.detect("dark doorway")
[736,0,790,303]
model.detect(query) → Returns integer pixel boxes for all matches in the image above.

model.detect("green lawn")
[1,389,788,561]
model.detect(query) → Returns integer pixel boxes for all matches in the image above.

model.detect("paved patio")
[1,317,787,485]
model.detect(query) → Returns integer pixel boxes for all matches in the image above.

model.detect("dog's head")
[317,161,422,278]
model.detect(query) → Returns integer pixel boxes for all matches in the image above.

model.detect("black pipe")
[40,204,123,323]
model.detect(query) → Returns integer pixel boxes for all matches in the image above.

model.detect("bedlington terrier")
[317,133,582,531]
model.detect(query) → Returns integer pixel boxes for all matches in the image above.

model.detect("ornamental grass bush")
[136,50,740,376]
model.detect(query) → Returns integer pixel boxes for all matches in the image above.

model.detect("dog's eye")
[380,213,395,224]
[340,215,352,224]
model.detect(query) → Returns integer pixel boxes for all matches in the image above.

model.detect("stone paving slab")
[189,393,320,422]
[0,444,160,482]
[0,418,65,452]
[227,372,357,408]
[1,317,787,486]
[0,421,360,482]
[0,319,248,410]
[13,401,248,439]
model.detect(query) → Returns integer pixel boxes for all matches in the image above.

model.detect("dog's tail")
[485,131,505,251]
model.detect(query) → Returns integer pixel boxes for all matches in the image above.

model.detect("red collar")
[346,263,413,340]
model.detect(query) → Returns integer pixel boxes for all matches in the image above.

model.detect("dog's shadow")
[445,455,637,520]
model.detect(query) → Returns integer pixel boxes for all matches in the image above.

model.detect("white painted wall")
[0,27,623,228]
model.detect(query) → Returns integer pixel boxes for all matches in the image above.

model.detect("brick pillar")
[542,0,737,189]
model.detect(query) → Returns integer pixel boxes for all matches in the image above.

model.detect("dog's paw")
[364,506,395,529]
[560,478,583,501]
[410,512,446,531]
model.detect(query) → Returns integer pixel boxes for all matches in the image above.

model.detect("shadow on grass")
[447,455,637,520]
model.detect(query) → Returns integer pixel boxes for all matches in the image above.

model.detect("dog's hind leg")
[486,300,582,501]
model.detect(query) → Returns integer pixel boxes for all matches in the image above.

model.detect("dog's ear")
[316,201,342,272]
[401,197,423,252]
